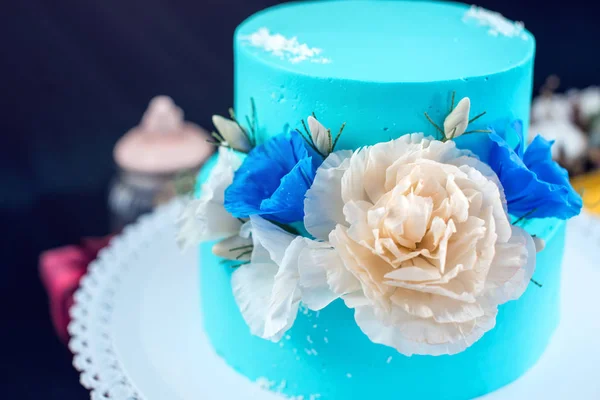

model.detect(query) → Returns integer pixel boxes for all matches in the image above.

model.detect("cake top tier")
[235,1,535,83]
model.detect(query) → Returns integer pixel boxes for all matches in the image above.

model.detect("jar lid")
[114,96,213,174]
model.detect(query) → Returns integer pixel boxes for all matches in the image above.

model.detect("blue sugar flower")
[224,130,323,224]
[456,121,582,219]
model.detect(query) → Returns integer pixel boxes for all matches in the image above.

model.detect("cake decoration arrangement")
[178,1,583,399]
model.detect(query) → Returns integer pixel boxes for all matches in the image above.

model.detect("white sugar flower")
[308,115,330,155]
[443,97,470,139]
[232,216,306,341]
[577,86,600,124]
[299,134,536,356]
[531,94,573,123]
[212,115,251,152]
[177,147,243,248]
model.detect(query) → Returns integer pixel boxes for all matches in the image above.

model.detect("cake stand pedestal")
[68,199,600,400]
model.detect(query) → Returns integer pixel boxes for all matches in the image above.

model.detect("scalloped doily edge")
[68,199,186,400]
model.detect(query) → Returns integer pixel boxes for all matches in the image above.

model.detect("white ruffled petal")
[263,237,306,338]
[354,303,496,356]
[231,262,279,339]
[232,218,306,342]
[250,215,297,265]
[342,148,373,203]
[176,198,206,249]
[304,150,352,239]
[298,240,359,310]
[390,288,484,323]
[484,225,536,304]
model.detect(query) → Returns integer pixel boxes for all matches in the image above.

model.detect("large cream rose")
[299,134,536,356]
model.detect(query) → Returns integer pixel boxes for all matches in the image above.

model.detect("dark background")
[0,0,595,398]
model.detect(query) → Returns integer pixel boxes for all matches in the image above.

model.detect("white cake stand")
[68,199,600,400]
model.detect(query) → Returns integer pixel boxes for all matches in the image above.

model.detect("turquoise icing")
[234,1,535,150]
[196,1,565,399]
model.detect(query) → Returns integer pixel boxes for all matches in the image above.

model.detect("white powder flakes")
[256,377,276,390]
[463,6,528,40]
[323,337,329,344]
[241,27,332,64]
[304,348,318,356]
[285,335,292,340]
[386,356,393,364]
[346,373,353,379]
[306,335,313,344]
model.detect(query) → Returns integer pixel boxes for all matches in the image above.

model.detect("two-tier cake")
[178,2,582,399]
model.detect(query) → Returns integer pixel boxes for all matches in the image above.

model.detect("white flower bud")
[212,115,251,152]
[212,234,253,261]
[444,97,471,139]
[533,236,546,253]
[308,115,331,154]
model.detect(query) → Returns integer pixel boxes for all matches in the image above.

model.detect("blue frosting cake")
[234,1,535,149]
[182,2,580,399]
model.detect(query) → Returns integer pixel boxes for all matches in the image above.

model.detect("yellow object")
[571,171,600,215]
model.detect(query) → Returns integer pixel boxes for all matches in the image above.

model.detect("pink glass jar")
[108,96,213,231]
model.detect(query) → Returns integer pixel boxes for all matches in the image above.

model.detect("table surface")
[68,200,600,400]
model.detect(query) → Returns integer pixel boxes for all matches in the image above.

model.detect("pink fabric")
[39,236,113,343]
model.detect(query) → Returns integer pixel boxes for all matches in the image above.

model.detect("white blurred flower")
[577,86,600,125]
[531,94,574,122]
[212,115,251,152]
[443,97,471,139]
[299,134,536,356]
[176,147,243,248]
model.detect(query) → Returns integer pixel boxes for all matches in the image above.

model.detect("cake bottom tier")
[199,222,565,400]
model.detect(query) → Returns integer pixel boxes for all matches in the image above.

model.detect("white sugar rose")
[299,134,536,356]
[177,147,243,249]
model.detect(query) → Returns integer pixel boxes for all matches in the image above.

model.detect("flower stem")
[469,111,487,124]
[301,119,315,145]
[228,244,253,252]
[463,129,492,135]
[512,208,538,226]
[530,278,543,288]
[424,112,445,139]
[236,250,253,260]
[331,122,346,151]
